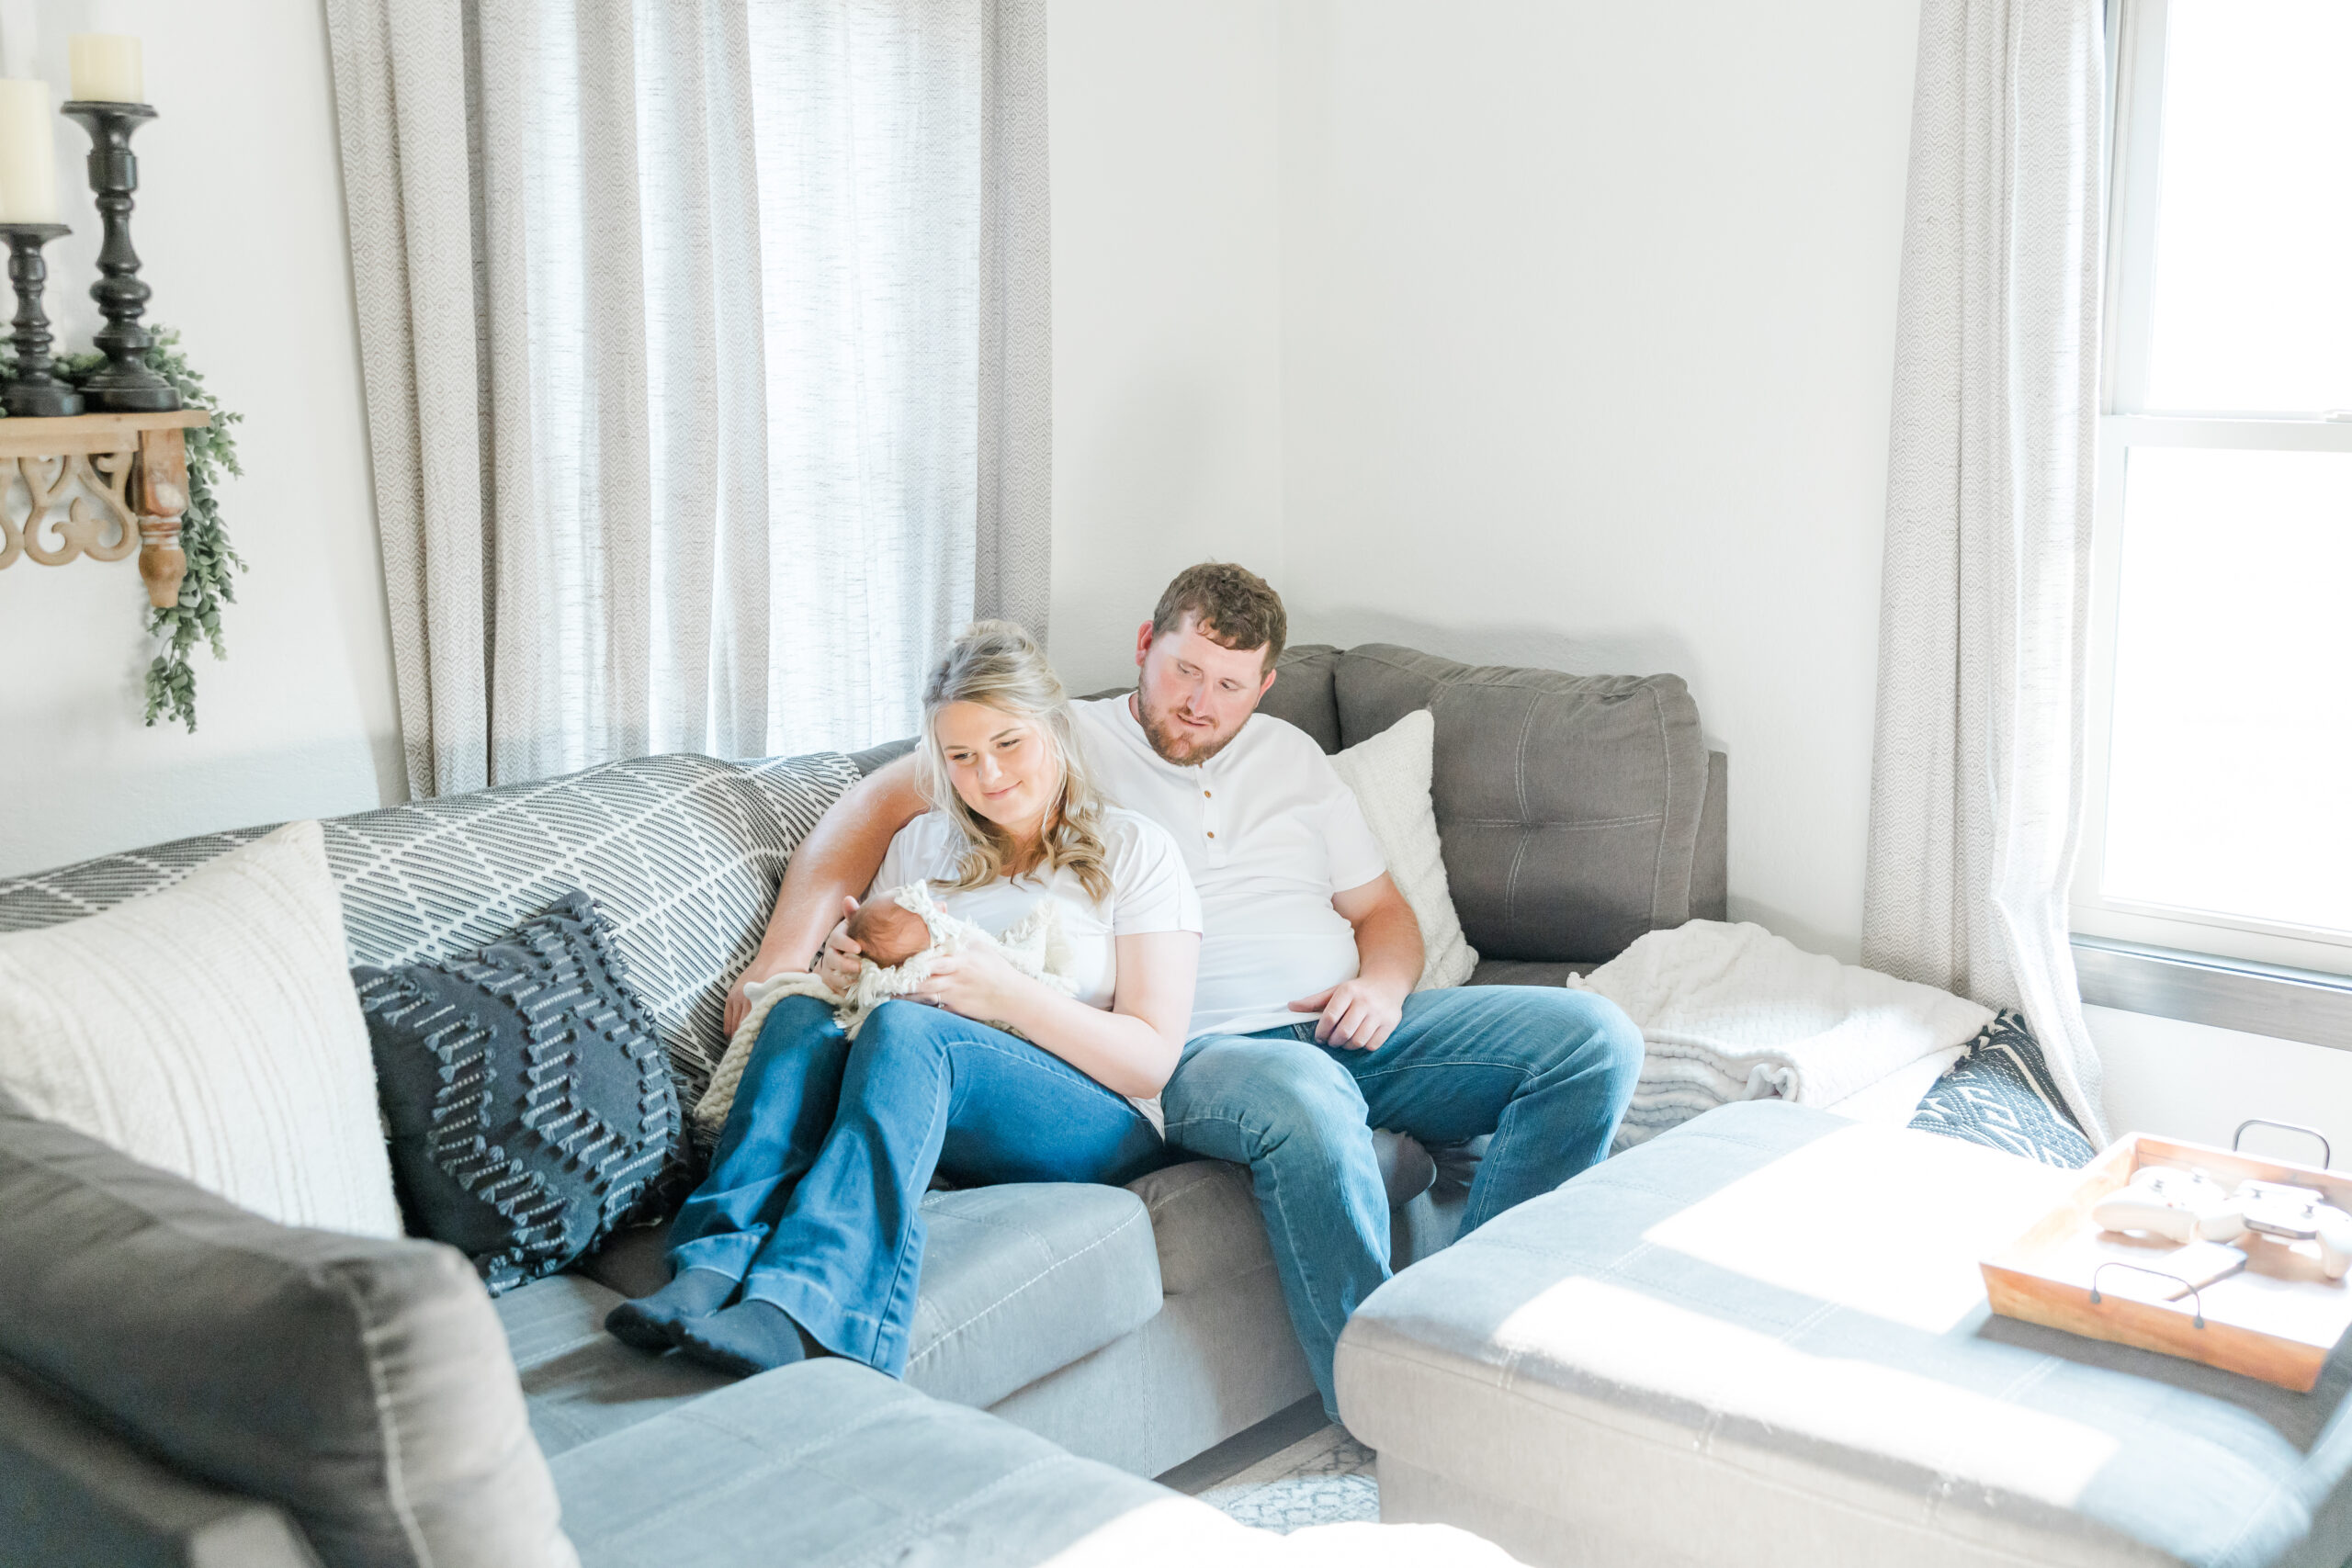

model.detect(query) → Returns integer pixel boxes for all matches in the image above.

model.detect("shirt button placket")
[1198,769,1224,863]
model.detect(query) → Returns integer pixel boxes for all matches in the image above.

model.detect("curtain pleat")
[977,0,1051,638]
[325,0,1047,792]
[580,0,657,769]
[701,0,775,761]
[326,0,491,798]
[1863,0,2109,1141]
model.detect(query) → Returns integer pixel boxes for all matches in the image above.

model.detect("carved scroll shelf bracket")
[0,409,210,607]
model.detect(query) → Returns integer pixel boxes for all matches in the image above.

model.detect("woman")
[607,621,1201,1377]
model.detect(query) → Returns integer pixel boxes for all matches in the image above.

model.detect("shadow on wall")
[0,734,404,879]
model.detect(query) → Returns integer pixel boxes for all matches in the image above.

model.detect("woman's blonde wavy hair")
[918,620,1114,903]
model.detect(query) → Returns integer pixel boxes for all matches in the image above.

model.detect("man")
[729,562,1642,1418]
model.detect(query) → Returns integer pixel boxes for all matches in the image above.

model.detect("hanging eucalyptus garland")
[0,326,243,730]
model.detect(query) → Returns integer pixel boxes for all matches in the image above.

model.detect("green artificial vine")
[0,327,243,730]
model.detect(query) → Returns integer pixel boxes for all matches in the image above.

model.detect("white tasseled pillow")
[0,820,402,1236]
[1329,709,1479,989]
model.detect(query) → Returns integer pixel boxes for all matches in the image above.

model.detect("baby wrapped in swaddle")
[693,882,1080,1131]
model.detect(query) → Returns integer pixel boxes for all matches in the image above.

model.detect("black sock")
[673,1299,813,1378]
[604,1268,737,1351]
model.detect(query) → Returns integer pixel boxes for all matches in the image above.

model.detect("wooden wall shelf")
[0,408,211,607]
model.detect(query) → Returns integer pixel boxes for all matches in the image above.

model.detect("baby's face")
[846,896,932,968]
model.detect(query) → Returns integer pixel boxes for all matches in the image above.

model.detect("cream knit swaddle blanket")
[693,882,1081,1131]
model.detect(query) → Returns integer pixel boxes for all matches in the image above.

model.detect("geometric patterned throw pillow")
[1908,1009,2098,1169]
[353,891,682,1294]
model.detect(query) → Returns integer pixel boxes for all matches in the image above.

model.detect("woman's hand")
[906,945,1025,1022]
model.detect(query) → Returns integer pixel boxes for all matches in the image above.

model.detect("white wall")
[1052,0,1926,962]
[1046,0,1285,696]
[1275,0,1919,962]
[2091,1006,2352,1156]
[1045,0,2352,1143]
[0,0,400,878]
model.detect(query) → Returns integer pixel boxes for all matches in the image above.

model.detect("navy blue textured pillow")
[1909,1009,2098,1168]
[353,891,681,1294]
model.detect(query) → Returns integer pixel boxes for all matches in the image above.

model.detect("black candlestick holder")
[0,222,82,417]
[61,100,177,412]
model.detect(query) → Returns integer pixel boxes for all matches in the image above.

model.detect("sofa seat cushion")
[548,1359,1168,1567]
[1338,1100,2352,1568]
[1128,1161,1271,1297]
[497,1274,730,1459]
[902,1183,1163,1406]
[577,1181,1162,1413]
[549,1358,1523,1567]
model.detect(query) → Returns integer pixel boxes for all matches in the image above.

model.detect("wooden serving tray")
[1982,1132,2352,1392]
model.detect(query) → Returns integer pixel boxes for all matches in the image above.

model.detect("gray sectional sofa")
[0,642,1727,1565]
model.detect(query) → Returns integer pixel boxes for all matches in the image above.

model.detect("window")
[2077,0,2352,975]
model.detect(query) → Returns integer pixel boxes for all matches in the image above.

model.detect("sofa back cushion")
[0,1089,577,1568]
[1334,645,1710,965]
[1253,642,1344,750]
[0,821,404,1239]
[0,752,859,1111]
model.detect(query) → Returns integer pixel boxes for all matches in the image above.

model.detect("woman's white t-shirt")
[867,807,1202,1132]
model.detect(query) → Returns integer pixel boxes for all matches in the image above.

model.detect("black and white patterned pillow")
[355,891,679,1294]
[0,750,859,1111]
[1909,1010,2098,1168]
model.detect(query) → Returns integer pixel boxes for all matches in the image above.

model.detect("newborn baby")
[695,883,1080,1131]
[842,893,932,969]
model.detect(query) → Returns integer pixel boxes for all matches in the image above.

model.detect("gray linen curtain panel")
[326,0,1051,799]
[1863,0,2108,1141]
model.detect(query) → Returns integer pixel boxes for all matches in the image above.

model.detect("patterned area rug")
[1197,1425,1378,1532]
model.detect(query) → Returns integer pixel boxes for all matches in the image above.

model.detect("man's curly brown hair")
[1149,562,1287,671]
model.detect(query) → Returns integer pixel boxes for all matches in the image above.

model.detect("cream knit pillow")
[1329,709,1479,989]
[0,820,402,1237]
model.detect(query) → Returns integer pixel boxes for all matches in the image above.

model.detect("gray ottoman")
[1335,1100,2352,1568]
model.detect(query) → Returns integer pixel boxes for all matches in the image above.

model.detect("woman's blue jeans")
[668,995,1166,1376]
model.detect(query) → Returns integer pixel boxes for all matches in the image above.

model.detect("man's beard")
[1136,687,1245,767]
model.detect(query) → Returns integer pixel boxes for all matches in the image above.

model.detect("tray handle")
[2088,1262,2207,1328]
[2233,1119,2332,1169]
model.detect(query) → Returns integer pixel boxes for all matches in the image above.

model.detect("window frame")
[2072,0,2352,983]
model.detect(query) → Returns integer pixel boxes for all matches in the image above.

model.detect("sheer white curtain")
[1862,0,2109,1141]
[327,0,1049,798]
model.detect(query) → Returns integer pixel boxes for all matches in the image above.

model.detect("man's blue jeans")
[668,995,1167,1376]
[1161,985,1642,1416]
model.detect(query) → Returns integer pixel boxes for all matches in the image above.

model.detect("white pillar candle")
[0,78,55,222]
[69,33,141,103]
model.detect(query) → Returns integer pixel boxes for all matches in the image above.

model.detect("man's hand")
[724,970,763,1035]
[724,897,864,1033]
[813,897,865,995]
[719,753,924,1034]
[1289,976,1407,1050]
